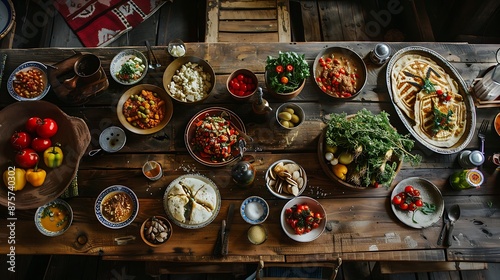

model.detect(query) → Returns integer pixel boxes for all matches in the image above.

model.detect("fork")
[478,119,489,154]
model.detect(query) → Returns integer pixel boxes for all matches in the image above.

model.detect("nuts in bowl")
[265,159,307,199]
[8,61,50,101]
[141,216,172,247]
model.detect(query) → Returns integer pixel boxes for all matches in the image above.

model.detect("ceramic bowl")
[240,196,269,224]
[116,84,174,135]
[265,159,307,199]
[35,199,73,237]
[163,56,215,104]
[7,61,50,101]
[313,47,367,100]
[265,71,305,101]
[95,185,139,229]
[140,216,172,247]
[110,49,148,85]
[280,196,326,242]
[0,101,90,210]
[494,113,500,137]
[227,69,258,102]
[276,102,305,129]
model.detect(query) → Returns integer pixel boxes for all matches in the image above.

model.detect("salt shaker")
[458,150,485,169]
[370,43,391,65]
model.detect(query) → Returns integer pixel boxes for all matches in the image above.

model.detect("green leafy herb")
[325,109,421,188]
[432,106,454,136]
[412,202,436,223]
[265,51,310,93]
[422,78,436,94]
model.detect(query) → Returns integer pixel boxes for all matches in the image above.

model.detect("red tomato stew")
[316,55,361,98]
[122,90,165,129]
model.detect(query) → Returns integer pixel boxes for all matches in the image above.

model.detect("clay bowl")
[0,101,90,209]
[265,71,306,101]
[227,68,259,102]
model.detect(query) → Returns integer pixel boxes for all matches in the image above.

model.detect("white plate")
[390,177,444,228]
[95,185,139,229]
[110,49,148,85]
[163,174,221,229]
[7,61,50,101]
[0,0,14,39]
[280,196,326,242]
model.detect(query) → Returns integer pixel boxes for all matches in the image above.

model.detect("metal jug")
[473,49,500,101]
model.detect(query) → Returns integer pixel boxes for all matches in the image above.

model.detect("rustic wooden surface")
[0,42,499,266]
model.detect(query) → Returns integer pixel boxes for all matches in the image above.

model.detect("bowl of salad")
[110,49,148,85]
[265,51,310,100]
[185,107,246,167]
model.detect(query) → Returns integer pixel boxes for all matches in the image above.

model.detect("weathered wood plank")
[299,1,322,42]
[219,20,278,32]
[318,1,343,41]
[220,0,277,9]
[379,261,487,274]
[220,9,277,20]
[206,0,221,42]
[277,0,291,42]
[218,32,279,42]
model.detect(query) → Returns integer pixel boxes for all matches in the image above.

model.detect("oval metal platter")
[385,46,476,154]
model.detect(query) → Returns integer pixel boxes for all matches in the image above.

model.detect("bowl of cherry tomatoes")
[0,101,90,210]
[226,69,258,102]
[280,196,326,242]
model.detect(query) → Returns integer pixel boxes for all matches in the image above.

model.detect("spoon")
[445,204,461,246]
[145,40,161,69]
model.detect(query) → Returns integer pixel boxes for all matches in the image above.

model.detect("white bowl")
[240,196,269,224]
[265,159,307,199]
[95,185,139,229]
[8,61,50,101]
[35,199,73,237]
[280,196,326,242]
[110,49,148,85]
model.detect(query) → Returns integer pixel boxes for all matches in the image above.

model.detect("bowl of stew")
[35,199,73,237]
[117,84,174,135]
[7,61,51,101]
[95,185,139,229]
[313,47,366,100]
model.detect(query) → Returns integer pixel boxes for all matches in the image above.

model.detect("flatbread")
[189,201,213,224]
[167,195,189,223]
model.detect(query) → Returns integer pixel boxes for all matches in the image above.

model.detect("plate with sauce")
[95,185,139,229]
[35,199,73,237]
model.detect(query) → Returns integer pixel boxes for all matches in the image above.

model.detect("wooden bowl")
[116,84,174,135]
[265,71,305,100]
[227,68,258,102]
[140,216,172,247]
[162,56,215,104]
[0,101,90,209]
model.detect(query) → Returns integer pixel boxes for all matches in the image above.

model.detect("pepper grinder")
[252,87,272,123]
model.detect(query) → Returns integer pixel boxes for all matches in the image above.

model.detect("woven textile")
[54,0,165,47]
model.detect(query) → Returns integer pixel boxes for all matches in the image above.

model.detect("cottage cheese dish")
[164,175,219,228]
[168,62,212,102]
[390,53,466,148]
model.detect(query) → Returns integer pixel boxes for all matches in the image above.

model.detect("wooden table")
[0,42,499,267]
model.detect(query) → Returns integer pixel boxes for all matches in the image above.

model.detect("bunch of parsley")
[325,109,421,188]
[265,51,310,93]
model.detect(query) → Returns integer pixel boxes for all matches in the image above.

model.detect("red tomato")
[275,65,284,74]
[15,148,39,169]
[36,118,58,138]
[399,202,409,211]
[237,74,244,81]
[404,185,414,194]
[26,116,41,133]
[414,199,423,207]
[412,189,421,197]
[31,137,52,152]
[392,195,402,205]
[286,64,294,72]
[280,76,289,84]
[10,131,32,150]
[408,203,417,211]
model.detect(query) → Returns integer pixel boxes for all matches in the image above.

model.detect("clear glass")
[167,39,186,58]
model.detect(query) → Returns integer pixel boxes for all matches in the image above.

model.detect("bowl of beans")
[117,84,174,135]
[313,47,367,100]
[7,61,51,101]
[227,69,258,102]
[163,56,215,104]
[95,185,139,229]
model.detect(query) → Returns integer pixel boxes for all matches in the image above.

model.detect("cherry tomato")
[404,185,414,194]
[31,137,52,152]
[275,65,284,74]
[408,203,417,211]
[237,74,244,81]
[286,64,294,72]
[399,203,409,211]
[295,227,305,235]
[280,76,289,84]
[36,118,58,138]
[285,208,293,215]
[10,131,32,150]
[15,148,39,169]
[414,199,423,207]
[392,195,402,205]
[26,116,41,133]
[412,189,421,197]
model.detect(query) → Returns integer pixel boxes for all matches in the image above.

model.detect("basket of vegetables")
[317,109,421,189]
[265,51,310,100]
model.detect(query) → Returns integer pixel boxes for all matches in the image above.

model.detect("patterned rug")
[54,0,166,47]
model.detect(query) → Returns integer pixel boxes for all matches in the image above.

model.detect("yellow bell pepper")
[332,164,348,181]
[43,144,63,168]
[26,165,46,187]
[3,167,27,191]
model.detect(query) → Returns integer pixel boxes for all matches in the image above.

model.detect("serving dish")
[386,46,476,154]
[140,216,172,247]
[265,159,307,199]
[0,0,15,40]
[240,196,269,225]
[227,68,258,102]
[7,61,50,101]
[116,84,173,135]
[0,101,90,210]
[390,177,444,228]
[110,49,148,85]
[280,196,326,242]
[95,185,139,229]
[163,56,215,104]
[313,46,367,100]
[494,113,500,137]
[35,198,73,237]
[163,174,221,229]
[185,107,246,167]
[276,102,305,129]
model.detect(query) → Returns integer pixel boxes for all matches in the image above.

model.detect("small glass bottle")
[449,169,484,190]
[252,87,272,123]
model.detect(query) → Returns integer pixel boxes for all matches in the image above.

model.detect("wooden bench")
[205,0,291,42]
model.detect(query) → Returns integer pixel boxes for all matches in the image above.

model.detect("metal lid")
[374,43,390,58]
[468,150,485,166]
[99,126,126,153]
[466,169,484,187]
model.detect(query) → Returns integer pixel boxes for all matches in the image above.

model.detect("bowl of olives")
[276,103,304,129]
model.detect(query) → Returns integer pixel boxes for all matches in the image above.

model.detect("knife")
[221,203,235,256]
[437,208,449,246]
[213,219,226,256]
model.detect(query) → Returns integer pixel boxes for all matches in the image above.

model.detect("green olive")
[278,111,292,121]
[290,114,300,124]
[284,107,295,114]
[280,120,291,128]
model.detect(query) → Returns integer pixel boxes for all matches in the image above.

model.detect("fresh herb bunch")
[266,51,310,93]
[325,109,421,188]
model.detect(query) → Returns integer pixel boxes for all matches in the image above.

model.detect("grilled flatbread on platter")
[389,51,466,148]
